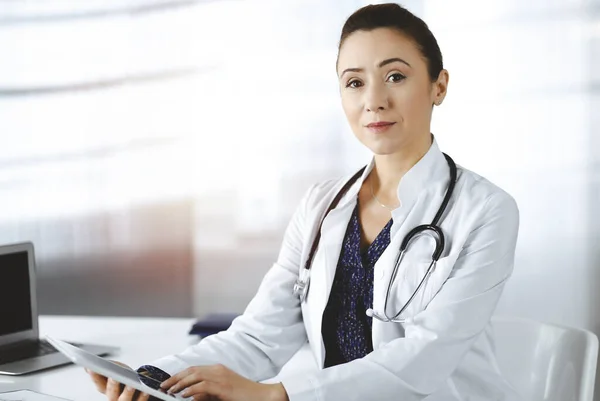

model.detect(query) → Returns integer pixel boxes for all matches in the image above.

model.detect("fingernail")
[181,391,189,397]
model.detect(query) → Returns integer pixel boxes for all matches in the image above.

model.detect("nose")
[365,83,389,112]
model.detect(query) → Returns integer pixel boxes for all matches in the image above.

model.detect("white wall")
[425,1,600,397]
[423,0,599,330]
[187,0,600,332]
[190,0,600,395]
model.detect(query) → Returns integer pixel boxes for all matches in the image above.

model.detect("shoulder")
[457,165,517,209]
[452,164,519,236]
[297,173,355,213]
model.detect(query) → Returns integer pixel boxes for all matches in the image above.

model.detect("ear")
[432,69,449,106]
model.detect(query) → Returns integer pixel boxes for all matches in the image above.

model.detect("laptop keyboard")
[0,339,78,365]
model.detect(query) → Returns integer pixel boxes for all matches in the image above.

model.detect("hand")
[159,364,288,401]
[85,361,151,401]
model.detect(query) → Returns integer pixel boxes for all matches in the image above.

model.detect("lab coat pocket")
[391,251,461,319]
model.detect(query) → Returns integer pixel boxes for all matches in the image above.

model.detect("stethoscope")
[293,153,457,323]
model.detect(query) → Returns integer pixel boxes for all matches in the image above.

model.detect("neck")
[370,134,433,201]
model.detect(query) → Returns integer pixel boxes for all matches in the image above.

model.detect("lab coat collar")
[338,134,449,213]
[310,134,449,367]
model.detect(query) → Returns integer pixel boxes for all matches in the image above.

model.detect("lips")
[366,121,395,128]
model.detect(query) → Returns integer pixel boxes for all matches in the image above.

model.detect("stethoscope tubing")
[295,153,457,323]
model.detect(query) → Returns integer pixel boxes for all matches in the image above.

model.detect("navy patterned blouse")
[322,202,393,368]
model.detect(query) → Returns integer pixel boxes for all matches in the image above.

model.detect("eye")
[346,79,363,88]
[387,73,406,83]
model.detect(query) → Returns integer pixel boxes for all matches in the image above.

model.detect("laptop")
[0,242,118,375]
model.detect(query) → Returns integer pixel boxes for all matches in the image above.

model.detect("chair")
[492,316,599,401]
[269,316,599,401]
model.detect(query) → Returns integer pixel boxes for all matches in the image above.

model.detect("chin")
[357,136,403,156]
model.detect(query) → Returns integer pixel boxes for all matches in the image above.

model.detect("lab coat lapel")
[370,139,453,349]
[371,202,429,348]
[303,137,451,365]
[301,161,374,368]
[307,199,357,368]
[320,201,357,301]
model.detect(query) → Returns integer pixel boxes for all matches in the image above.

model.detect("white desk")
[0,315,198,401]
[0,316,316,401]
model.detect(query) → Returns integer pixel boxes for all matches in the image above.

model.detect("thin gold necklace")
[369,178,400,211]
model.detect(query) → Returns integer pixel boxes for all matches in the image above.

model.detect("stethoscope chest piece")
[294,267,311,303]
[293,153,457,324]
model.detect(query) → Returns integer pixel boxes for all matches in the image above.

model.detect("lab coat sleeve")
[281,192,520,401]
[147,185,315,381]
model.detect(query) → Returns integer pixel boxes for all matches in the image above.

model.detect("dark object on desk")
[189,313,239,337]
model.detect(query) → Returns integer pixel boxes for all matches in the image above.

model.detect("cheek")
[389,90,430,128]
[395,85,431,112]
[341,96,361,125]
[393,86,415,106]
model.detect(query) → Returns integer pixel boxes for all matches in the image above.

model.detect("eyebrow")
[339,57,411,78]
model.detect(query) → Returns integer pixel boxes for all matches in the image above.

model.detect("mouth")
[365,121,396,133]
[366,121,395,128]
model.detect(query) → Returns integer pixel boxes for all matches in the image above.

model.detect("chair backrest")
[491,316,599,401]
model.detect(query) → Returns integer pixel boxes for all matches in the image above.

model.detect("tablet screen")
[46,336,191,401]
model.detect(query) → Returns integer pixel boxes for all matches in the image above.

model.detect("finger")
[106,378,122,401]
[191,394,211,401]
[160,367,195,390]
[86,369,108,393]
[136,391,151,401]
[166,371,207,394]
[194,396,218,401]
[118,386,136,401]
[181,381,223,399]
[167,365,228,394]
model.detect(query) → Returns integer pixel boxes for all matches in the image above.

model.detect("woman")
[88,3,520,401]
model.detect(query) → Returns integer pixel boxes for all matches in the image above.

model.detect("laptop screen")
[0,251,33,336]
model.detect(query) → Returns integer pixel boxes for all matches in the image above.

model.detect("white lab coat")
[150,138,521,401]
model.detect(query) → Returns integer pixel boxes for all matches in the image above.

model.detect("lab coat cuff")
[280,374,321,401]
[144,355,192,377]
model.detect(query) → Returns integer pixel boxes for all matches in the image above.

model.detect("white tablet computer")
[45,336,192,401]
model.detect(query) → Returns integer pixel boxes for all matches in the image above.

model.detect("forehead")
[337,27,424,72]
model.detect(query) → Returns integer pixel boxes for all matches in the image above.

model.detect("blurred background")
[0,0,598,376]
